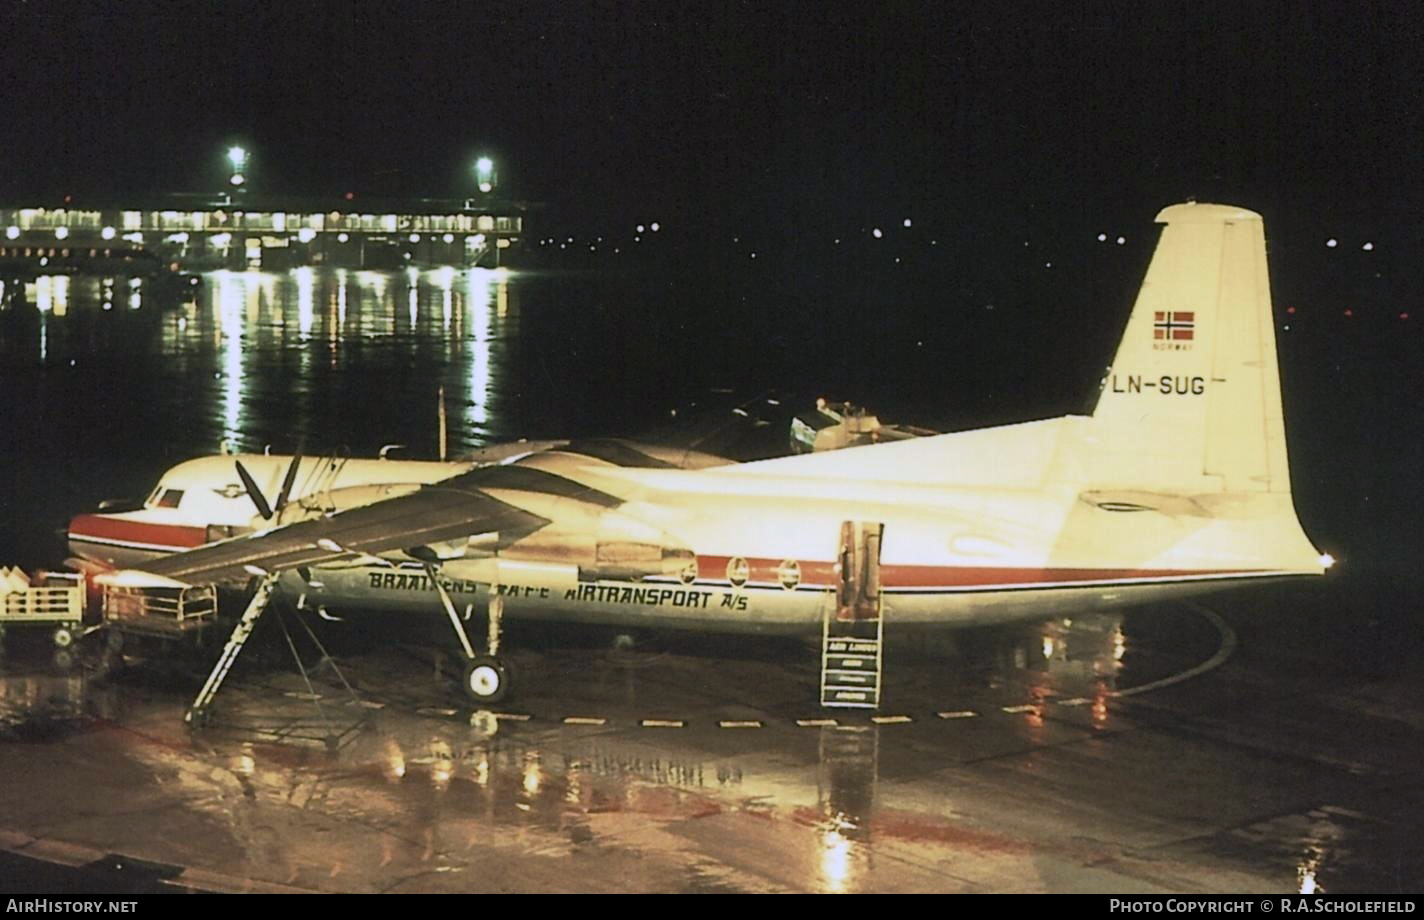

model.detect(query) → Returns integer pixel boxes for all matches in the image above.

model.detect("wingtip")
[94,569,194,590]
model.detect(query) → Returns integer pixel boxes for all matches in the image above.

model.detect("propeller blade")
[274,453,302,513]
[234,460,273,520]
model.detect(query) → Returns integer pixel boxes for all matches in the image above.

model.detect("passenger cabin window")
[155,488,185,509]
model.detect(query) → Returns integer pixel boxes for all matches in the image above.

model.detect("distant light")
[297,227,315,243]
[872,228,883,239]
[100,226,115,240]
[1401,312,1410,321]
[5,226,18,239]
[442,233,454,243]
[1343,308,1353,317]
[634,236,641,242]
[478,182,492,193]
[1116,236,1125,245]
[750,251,757,259]
[903,218,912,228]
[650,222,660,232]
[472,233,486,244]
[229,173,245,187]
[833,238,840,244]
[409,233,420,243]
[227,146,247,168]
[1097,233,1107,242]
[476,156,493,173]
[636,224,645,233]
[1326,238,1338,248]
[1362,241,1374,251]
[54,226,69,240]
[1318,553,1335,569]
[337,232,349,243]
[1286,306,1296,314]
[1044,261,1052,268]
[1283,324,1291,331]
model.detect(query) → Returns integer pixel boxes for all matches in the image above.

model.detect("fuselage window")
[777,559,801,590]
[726,556,749,588]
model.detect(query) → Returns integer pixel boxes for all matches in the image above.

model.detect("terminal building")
[0,196,527,274]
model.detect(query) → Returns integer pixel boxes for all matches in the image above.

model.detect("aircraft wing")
[138,466,570,586]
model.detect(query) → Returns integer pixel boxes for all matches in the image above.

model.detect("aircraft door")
[836,521,883,621]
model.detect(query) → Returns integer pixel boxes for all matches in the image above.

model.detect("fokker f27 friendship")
[68,203,1328,706]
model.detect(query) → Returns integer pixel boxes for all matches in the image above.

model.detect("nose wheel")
[463,655,509,703]
[424,563,512,704]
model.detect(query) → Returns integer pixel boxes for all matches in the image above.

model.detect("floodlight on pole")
[227,146,248,187]
[475,156,495,194]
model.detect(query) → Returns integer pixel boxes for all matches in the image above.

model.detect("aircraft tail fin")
[1086,202,1291,493]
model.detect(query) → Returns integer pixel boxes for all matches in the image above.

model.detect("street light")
[475,156,495,193]
[227,146,248,187]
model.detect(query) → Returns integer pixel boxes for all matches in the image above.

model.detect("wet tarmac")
[0,579,1417,893]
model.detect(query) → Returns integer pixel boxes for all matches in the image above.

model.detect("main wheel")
[462,655,509,704]
[52,625,75,648]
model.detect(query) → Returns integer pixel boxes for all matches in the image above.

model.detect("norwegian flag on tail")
[1153,310,1195,341]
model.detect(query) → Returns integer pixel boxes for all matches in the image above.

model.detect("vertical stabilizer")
[1088,202,1289,493]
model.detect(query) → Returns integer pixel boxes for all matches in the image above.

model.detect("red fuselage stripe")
[693,554,1260,589]
[68,514,208,549]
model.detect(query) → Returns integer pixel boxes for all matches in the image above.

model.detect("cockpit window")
[154,488,185,509]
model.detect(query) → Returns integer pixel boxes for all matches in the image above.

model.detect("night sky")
[1,3,1419,234]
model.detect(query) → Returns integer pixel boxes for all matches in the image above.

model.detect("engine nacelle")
[476,487,694,581]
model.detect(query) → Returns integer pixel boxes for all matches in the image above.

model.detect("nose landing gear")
[424,564,510,704]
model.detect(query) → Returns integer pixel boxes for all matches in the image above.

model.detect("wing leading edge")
[138,466,579,585]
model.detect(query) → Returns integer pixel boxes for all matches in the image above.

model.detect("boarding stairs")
[819,521,885,709]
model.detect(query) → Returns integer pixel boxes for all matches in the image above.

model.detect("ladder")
[185,573,280,724]
[820,521,884,709]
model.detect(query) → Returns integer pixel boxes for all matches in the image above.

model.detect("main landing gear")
[424,564,510,704]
